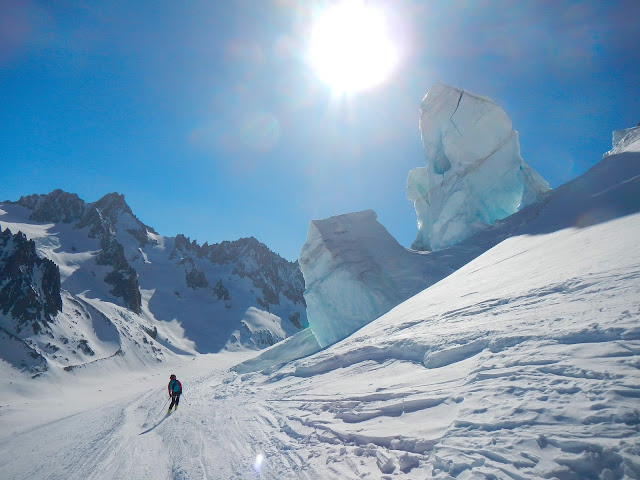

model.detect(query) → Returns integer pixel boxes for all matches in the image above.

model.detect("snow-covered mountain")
[0,191,307,374]
[1,125,638,479]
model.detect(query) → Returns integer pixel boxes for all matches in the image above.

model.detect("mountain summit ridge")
[0,190,307,374]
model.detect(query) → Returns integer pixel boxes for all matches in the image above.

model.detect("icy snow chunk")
[408,83,550,251]
[299,210,433,348]
[608,126,640,156]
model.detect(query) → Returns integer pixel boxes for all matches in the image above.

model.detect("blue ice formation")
[407,83,550,251]
[298,210,437,348]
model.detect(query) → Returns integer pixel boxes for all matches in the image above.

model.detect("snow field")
[251,215,640,478]
[2,212,639,478]
[1,129,639,478]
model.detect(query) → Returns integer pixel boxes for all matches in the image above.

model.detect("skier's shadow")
[139,413,171,435]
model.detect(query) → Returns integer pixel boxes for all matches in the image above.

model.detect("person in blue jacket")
[168,374,182,412]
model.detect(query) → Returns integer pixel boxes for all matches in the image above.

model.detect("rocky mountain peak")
[72,193,145,313]
[16,189,86,224]
[172,235,306,310]
[76,192,155,245]
[92,192,133,219]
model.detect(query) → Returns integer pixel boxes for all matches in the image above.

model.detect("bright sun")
[309,1,397,93]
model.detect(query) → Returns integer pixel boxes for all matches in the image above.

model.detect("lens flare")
[253,453,264,471]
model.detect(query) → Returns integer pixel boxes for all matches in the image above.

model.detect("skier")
[167,374,182,413]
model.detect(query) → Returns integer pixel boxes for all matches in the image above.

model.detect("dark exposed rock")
[77,339,95,356]
[17,189,85,224]
[0,228,62,333]
[186,268,209,289]
[213,279,230,301]
[127,228,153,246]
[96,235,142,314]
[213,279,232,308]
[104,268,142,314]
[288,311,303,329]
[142,325,158,339]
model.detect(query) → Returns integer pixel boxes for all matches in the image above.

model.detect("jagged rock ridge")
[174,234,305,310]
[0,190,307,373]
[0,228,62,332]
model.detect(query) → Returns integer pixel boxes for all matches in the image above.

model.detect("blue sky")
[1,0,638,261]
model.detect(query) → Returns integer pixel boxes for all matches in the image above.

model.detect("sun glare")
[309,1,397,93]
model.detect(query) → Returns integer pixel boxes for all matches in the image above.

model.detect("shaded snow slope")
[1,130,638,479]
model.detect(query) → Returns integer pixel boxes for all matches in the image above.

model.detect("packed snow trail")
[0,361,313,480]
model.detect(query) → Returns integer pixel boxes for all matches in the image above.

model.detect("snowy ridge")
[0,192,307,374]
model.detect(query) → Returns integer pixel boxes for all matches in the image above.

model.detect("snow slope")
[0,130,639,478]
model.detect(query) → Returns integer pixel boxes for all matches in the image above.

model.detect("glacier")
[297,84,552,350]
[408,82,550,251]
[3,126,639,480]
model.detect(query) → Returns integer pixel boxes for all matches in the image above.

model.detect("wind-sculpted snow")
[408,83,550,251]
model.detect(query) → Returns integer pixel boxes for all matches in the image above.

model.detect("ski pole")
[181,393,190,405]
[160,396,170,414]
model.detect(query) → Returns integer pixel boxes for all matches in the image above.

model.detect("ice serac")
[408,83,550,251]
[299,210,432,348]
[609,125,640,156]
